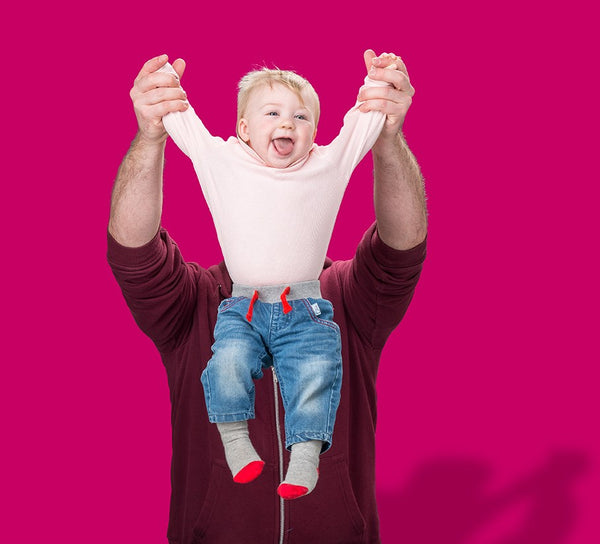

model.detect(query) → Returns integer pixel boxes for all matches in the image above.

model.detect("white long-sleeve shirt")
[160,64,385,286]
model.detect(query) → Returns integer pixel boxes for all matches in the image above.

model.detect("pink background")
[2,0,598,542]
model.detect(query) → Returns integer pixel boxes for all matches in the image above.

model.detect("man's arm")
[358,50,427,250]
[108,55,208,353]
[109,54,188,247]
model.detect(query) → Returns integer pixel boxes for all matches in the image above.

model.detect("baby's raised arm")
[157,62,220,164]
[322,68,392,180]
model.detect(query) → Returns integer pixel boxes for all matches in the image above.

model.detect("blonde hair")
[237,68,320,126]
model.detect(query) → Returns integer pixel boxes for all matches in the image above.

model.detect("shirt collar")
[236,136,316,170]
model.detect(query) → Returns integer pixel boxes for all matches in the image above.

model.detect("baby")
[158,57,390,499]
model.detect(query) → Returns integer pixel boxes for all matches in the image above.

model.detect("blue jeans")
[201,282,342,451]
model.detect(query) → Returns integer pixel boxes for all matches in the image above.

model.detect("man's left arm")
[333,51,426,351]
[358,50,427,250]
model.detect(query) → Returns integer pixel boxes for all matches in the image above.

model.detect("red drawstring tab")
[247,287,293,321]
[246,290,259,322]
[280,286,292,314]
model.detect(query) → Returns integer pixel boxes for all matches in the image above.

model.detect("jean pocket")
[218,296,246,313]
[302,298,340,333]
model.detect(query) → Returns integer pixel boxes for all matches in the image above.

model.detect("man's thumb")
[363,49,376,71]
[172,58,186,80]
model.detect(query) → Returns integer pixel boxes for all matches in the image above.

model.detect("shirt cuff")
[106,228,165,268]
[363,75,392,88]
[371,223,427,268]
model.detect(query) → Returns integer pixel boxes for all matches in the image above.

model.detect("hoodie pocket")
[191,460,277,544]
[287,454,367,543]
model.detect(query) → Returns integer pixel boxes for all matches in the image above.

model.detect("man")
[108,50,427,543]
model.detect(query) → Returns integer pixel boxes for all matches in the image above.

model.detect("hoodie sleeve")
[107,227,206,354]
[339,223,426,351]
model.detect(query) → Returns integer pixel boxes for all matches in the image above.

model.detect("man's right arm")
[108,55,208,353]
[108,54,188,247]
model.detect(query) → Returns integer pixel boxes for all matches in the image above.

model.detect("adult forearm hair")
[109,134,166,247]
[372,132,427,250]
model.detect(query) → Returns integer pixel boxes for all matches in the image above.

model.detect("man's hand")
[358,50,415,141]
[130,54,188,144]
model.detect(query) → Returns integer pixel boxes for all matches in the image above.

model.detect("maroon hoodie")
[108,223,426,544]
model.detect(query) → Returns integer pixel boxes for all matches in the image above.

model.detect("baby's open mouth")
[273,138,294,155]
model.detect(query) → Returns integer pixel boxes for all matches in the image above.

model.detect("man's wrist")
[372,130,404,159]
[133,130,169,150]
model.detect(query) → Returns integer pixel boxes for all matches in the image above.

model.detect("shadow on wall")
[377,450,588,544]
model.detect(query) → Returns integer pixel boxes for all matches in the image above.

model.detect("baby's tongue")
[273,138,293,155]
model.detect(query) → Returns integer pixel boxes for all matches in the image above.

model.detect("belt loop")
[280,286,292,314]
[246,290,259,322]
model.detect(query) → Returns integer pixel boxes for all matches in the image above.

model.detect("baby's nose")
[280,117,295,129]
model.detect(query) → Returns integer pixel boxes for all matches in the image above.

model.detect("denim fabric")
[201,295,342,451]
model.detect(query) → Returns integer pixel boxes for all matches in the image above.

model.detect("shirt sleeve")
[338,223,427,351]
[157,62,220,164]
[107,228,206,354]
[322,77,388,181]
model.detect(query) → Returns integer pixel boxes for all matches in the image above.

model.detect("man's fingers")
[140,99,189,119]
[358,82,413,119]
[365,50,410,85]
[133,70,183,96]
[359,96,411,113]
[136,86,187,107]
[136,54,170,80]
[368,67,414,96]
[372,53,409,78]
[359,88,412,112]
[359,85,400,103]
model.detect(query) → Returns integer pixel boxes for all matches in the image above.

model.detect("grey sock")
[217,421,263,482]
[279,440,322,498]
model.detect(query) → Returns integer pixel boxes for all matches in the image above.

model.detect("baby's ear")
[237,118,250,142]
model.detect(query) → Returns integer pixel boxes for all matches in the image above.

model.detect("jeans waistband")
[232,280,322,303]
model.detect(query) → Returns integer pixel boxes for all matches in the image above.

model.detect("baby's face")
[238,83,318,168]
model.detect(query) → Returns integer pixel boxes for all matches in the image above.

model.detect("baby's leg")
[201,298,269,483]
[278,440,323,499]
[217,421,264,483]
[270,296,343,499]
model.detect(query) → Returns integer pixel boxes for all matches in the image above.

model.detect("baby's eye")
[295,114,307,120]
[267,111,279,116]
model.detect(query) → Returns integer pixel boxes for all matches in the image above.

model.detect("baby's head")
[237,68,320,168]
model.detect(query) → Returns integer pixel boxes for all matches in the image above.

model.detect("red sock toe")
[277,483,309,500]
[233,460,265,483]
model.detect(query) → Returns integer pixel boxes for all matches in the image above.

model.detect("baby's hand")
[371,52,403,71]
[362,52,399,90]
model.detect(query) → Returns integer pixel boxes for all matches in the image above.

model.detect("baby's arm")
[324,64,396,180]
[157,62,219,165]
